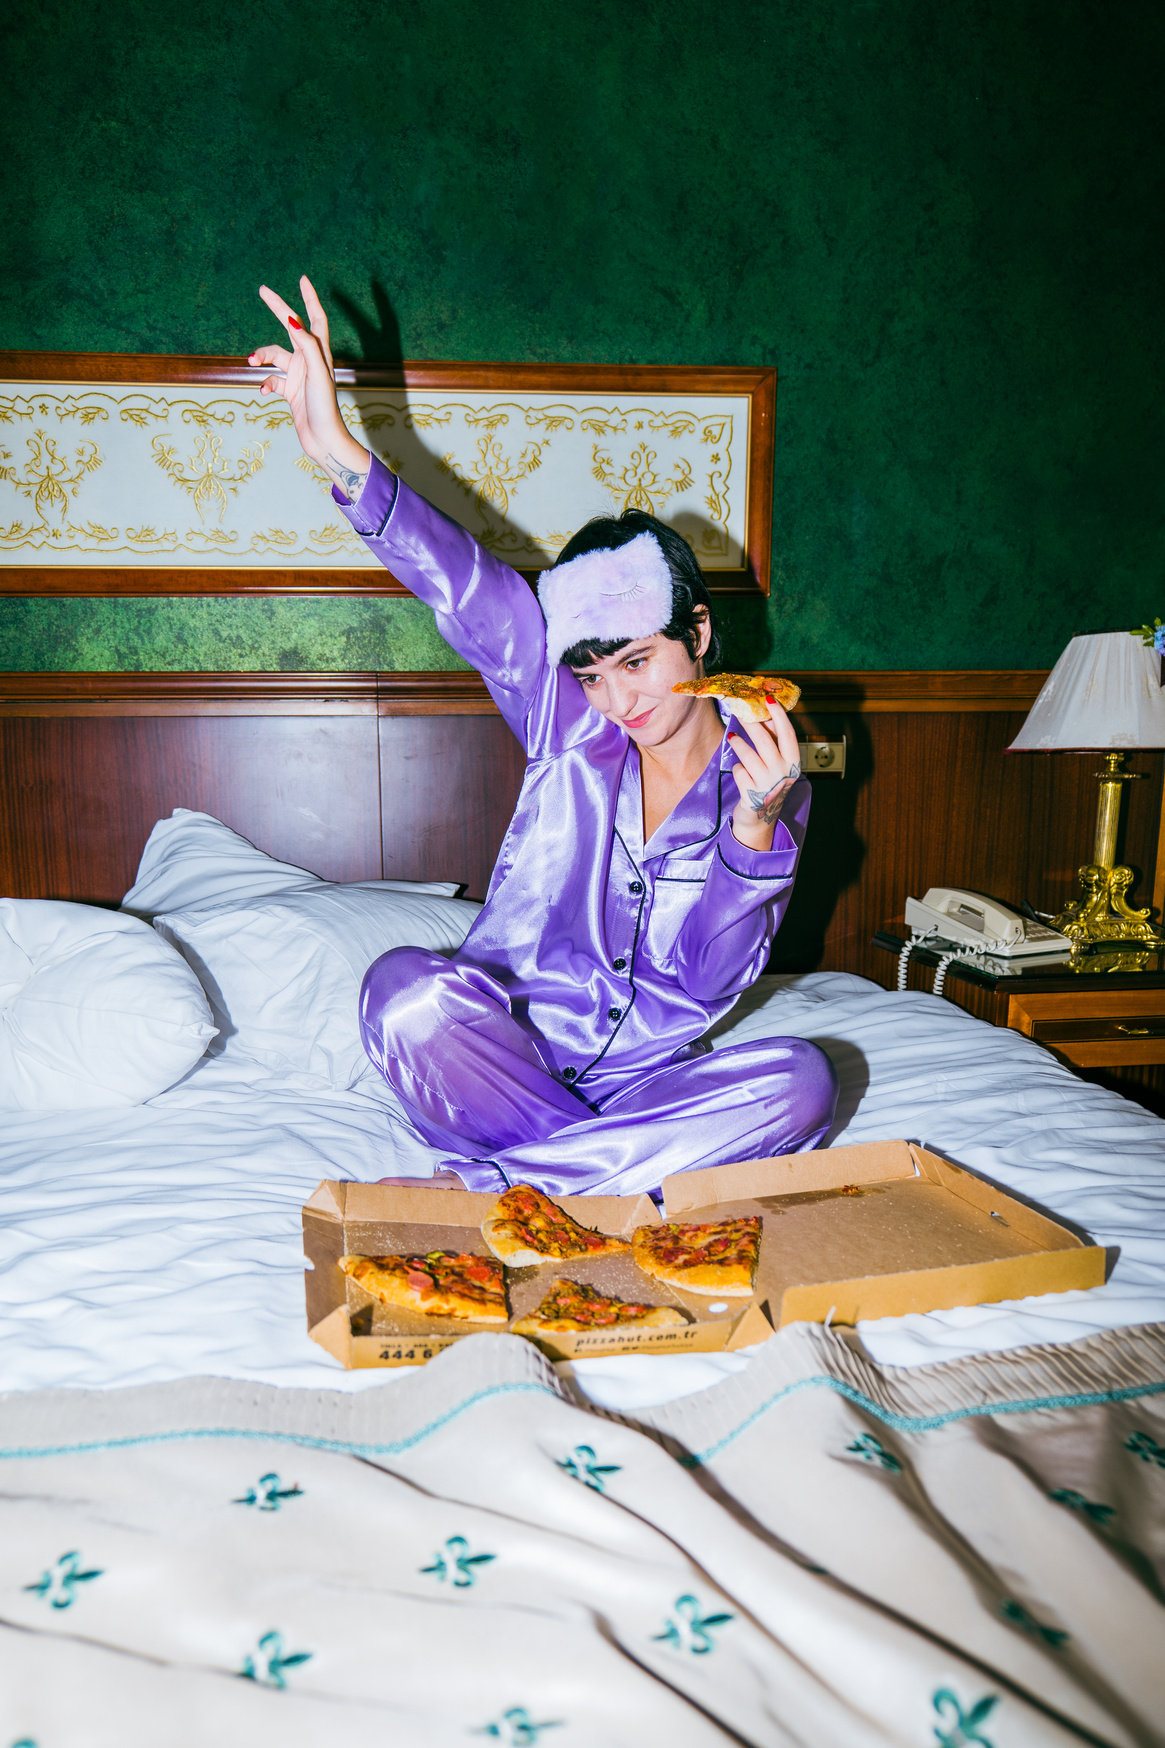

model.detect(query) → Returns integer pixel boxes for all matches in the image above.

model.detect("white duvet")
[2,972,1164,1405]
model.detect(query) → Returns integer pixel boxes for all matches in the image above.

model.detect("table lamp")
[1006,630,1165,946]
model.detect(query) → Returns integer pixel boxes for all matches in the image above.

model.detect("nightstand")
[873,921,1165,1118]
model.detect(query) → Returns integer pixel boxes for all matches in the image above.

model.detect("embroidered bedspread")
[2,1322,1163,1746]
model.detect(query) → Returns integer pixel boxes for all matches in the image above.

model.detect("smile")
[622,707,655,729]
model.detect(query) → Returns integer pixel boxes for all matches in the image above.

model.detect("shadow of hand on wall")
[329,278,404,367]
[323,280,758,584]
[767,708,871,975]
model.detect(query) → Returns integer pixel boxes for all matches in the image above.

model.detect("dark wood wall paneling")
[777,707,1165,982]
[2,672,1163,977]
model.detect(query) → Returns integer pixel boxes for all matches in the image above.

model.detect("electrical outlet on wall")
[796,739,846,776]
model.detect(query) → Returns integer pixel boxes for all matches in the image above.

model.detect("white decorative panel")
[0,383,752,571]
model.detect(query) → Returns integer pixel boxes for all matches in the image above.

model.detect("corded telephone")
[904,888,1070,958]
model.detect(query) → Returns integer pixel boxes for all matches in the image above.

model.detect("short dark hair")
[554,509,722,672]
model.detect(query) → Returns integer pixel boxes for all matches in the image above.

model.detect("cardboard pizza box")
[660,1139,1106,1328]
[301,1142,1104,1368]
[302,1180,770,1367]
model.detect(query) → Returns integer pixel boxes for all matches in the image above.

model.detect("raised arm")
[248,279,562,744]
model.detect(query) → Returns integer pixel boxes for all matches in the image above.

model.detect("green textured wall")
[2,0,1162,673]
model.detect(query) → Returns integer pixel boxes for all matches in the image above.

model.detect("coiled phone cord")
[898,929,1008,996]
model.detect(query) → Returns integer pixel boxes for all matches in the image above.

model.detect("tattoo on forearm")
[324,452,369,502]
[746,762,801,824]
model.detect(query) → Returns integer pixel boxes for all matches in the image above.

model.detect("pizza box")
[302,1142,1104,1368]
[660,1138,1105,1328]
[302,1180,773,1367]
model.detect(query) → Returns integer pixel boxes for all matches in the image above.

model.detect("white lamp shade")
[1007,632,1165,752]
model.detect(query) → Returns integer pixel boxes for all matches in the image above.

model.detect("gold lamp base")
[1051,752,1165,948]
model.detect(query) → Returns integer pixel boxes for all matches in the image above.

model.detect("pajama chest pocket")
[646,875,706,963]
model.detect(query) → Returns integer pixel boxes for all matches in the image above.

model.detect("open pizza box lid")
[302,1142,1103,1368]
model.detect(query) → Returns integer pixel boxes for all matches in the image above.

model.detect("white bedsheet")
[2,973,1163,1404]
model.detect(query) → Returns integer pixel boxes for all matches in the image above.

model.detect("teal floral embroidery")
[239,1629,313,1689]
[422,1535,497,1588]
[1000,1599,1068,1649]
[1049,1488,1114,1525]
[652,1593,734,1655]
[556,1444,621,1493]
[11,1739,39,1747]
[473,1707,563,1744]
[932,1688,998,1746]
[845,1433,902,1472]
[233,1472,304,1511]
[23,1551,103,1610]
[1125,1430,1165,1468]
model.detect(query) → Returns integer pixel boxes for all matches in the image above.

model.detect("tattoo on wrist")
[745,762,801,824]
[324,451,369,502]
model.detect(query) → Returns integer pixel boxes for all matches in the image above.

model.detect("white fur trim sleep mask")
[537,532,674,667]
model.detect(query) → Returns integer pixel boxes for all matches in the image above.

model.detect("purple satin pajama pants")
[359,948,839,1197]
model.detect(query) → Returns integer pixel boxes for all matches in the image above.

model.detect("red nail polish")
[288,315,303,330]
[765,693,776,704]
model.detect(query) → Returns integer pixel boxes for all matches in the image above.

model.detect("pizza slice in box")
[340,1251,508,1323]
[511,1277,686,1334]
[631,1216,762,1297]
[482,1184,630,1266]
[671,673,801,721]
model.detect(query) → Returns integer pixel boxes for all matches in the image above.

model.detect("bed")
[3,807,1164,1744]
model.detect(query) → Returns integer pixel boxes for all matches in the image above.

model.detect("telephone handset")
[904,887,1070,958]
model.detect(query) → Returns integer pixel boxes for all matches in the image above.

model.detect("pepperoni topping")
[641,1217,761,1274]
[533,1279,656,1328]
[492,1185,626,1260]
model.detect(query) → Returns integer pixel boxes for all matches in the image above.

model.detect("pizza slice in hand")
[671,673,801,721]
[631,1216,762,1297]
[482,1184,631,1265]
[511,1277,686,1334]
[340,1251,508,1323]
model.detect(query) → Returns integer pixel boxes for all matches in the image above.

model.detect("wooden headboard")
[0,672,524,903]
[4,666,1163,985]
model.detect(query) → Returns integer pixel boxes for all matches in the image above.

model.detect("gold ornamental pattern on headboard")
[0,354,775,596]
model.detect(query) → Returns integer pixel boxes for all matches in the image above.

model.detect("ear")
[692,605,712,667]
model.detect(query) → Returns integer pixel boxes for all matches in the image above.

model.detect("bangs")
[562,636,632,670]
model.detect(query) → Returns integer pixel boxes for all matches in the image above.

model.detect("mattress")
[3,973,1163,1407]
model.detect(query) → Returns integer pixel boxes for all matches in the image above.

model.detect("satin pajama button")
[613,958,627,971]
[562,1066,577,1081]
[608,1007,622,1022]
[629,880,643,894]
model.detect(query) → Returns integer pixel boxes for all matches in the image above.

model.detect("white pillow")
[122,808,461,918]
[0,900,217,1111]
[154,885,481,1088]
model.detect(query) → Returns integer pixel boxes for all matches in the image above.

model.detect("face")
[570,615,712,747]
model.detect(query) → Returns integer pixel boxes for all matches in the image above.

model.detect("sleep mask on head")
[538,532,673,667]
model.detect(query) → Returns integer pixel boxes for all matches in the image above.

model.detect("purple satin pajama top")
[338,458,810,1104]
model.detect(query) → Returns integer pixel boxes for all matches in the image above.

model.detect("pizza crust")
[482,1184,630,1266]
[672,673,801,721]
[340,1252,508,1324]
[631,1222,760,1297]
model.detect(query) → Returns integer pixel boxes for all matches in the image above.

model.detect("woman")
[249,277,838,1196]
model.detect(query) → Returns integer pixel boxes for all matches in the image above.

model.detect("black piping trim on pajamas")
[715,844,794,883]
[572,826,646,1089]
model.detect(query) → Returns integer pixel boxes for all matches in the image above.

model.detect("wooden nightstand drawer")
[1007,991,1165,1067]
